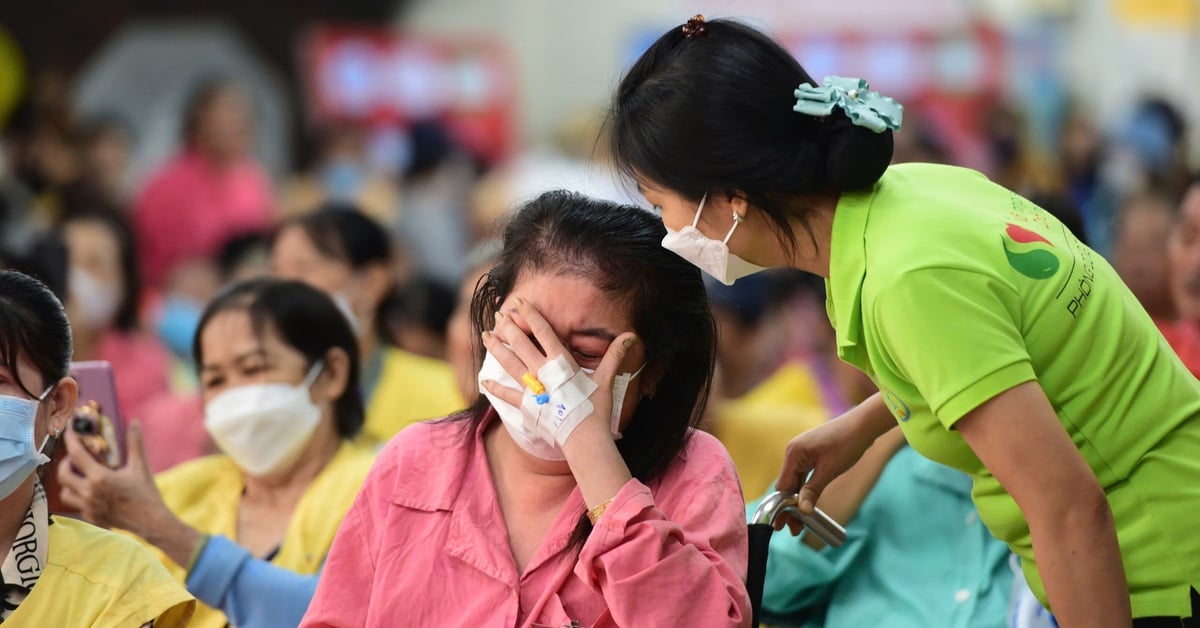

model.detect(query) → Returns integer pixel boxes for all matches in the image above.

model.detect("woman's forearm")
[562,419,634,510]
[1029,495,1130,627]
[802,427,904,550]
[851,393,897,440]
[139,508,204,569]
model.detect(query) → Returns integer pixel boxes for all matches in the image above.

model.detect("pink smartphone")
[46,361,126,515]
[68,361,125,466]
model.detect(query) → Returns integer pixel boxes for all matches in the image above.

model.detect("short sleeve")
[872,267,1036,427]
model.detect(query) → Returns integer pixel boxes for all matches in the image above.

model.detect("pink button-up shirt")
[301,413,751,627]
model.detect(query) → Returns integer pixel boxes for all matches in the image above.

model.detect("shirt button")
[965,512,978,525]
[955,589,972,603]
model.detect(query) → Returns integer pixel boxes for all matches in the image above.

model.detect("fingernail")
[623,335,637,348]
[800,499,813,512]
[514,297,524,305]
[494,311,503,320]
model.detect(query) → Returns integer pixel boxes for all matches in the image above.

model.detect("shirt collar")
[826,181,881,362]
[389,409,495,512]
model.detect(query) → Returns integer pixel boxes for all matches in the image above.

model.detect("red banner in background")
[302,26,517,165]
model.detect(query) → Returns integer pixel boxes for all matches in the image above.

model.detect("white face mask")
[580,364,645,439]
[0,388,54,501]
[70,266,122,329]
[204,361,324,477]
[331,292,363,337]
[661,192,767,286]
[477,351,645,460]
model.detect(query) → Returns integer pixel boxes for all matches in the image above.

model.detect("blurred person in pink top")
[60,209,172,421]
[133,77,274,289]
[301,191,751,627]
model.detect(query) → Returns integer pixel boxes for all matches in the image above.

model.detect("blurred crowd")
[1,36,1199,626]
[2,58,1199,487]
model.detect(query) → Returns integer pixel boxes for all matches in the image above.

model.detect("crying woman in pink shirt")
[301,191,751,627]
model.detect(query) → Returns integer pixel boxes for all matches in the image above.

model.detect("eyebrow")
[570,328,616,342]
[201,348,269,372]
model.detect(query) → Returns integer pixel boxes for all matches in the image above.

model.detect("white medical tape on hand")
[536,355,575,392]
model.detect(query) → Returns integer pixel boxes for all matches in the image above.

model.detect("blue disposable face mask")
[157,295,203,360]
[0,387,54,501]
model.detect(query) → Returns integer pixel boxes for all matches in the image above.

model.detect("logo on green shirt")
[1003,223,1060,280]
[882,388,911,422]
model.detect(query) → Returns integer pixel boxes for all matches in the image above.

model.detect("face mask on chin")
[660,192,767,286]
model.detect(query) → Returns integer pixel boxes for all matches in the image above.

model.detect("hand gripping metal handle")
[751,491,847,547]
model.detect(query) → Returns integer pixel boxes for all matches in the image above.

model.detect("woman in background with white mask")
[270,204,463,446]
[302,191,750,627]
[60,278,376,628]
[59,209,174,427]
[0,270,194,626]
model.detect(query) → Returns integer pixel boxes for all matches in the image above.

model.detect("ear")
[637,363,669,400]
[46,376,79,435]
[729,191,751,220]
[317,347,352,404]
[360,262,394,311]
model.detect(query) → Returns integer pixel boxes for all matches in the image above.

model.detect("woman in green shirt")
[608,15,1200,627]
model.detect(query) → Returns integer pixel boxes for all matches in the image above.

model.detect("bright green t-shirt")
[825,162,1200,617]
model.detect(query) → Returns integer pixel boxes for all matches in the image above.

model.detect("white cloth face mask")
[0,388,54,501]
[660,192,767,286]
[477,350,644,460]
[204,361,324,477]
[478,350,565,460]
[70,266,122,329]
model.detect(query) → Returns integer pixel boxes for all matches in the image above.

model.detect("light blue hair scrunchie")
[793,76,903,133]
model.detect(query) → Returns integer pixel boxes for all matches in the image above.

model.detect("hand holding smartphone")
[45,361,125,514]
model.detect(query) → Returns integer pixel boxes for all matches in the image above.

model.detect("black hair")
[609,18,894,258]
[193,278,365,439]
[381,274,457,346]
[0,233,69,303]
[272,204,395,340]
[217,230,271,281]
[182,76,241,146]
[60,208,142,331]
[0,270,73,398]
[462,190,717,549]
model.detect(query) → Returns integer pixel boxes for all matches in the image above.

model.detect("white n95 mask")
[204,361,324,477]
[0,389,54,501]
[661,192,766,286]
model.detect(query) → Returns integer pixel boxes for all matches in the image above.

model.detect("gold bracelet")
[587,498,614,525]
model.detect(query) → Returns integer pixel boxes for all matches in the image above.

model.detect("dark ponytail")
[608,18,893,256]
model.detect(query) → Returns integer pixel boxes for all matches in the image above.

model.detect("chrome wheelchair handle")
[751,491,847,548]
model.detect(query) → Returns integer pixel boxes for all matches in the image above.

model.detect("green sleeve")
[872,267,1037,427]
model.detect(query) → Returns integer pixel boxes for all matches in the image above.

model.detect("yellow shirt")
[9,516,194,627]
[363,347,465,445]
[712,363,828,496]
[152,440,376,628]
